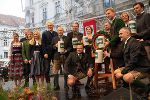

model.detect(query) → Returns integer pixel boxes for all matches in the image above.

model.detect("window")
[4,39,7,46]
[31,12,34,26]
[0,54,2,59]
[30,0,33,6]
[43,8,47,20]
[104,0,109,8]
[4,52,8,58]
[104,0,115,8]
[42,8,47,25]
[55,1,61,14]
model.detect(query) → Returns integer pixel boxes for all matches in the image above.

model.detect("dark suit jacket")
[136,12,150,41]
[67,31,83,41]
[42,30,57,59]
[67,31,83,52]
[64,52,93,75]
[51,36,72,60]
[110,17,125,69]
[123,37,150,73]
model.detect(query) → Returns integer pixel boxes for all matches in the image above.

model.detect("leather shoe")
[54,86,60,90]
[64,85,69,90]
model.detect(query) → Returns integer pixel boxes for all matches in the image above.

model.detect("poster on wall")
[83,18,96,36]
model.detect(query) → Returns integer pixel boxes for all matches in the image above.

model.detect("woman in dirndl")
[84,26,93,55]
[84,26,95,63]
[28,30,44,90]
[8,33,23,88]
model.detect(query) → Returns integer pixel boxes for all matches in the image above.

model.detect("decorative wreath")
[92,30,111,52]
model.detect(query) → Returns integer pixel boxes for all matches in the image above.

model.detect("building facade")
[24,0,149,34]
[0,14,25,66]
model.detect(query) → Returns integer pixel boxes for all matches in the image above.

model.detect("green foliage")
[0,89,9,100]
[0,82,56,100]
[92,30,112,52]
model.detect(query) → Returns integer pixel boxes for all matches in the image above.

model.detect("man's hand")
[104,51,109,57]
[68,74,76,86]
[68,75,76,80]
[87,68,92,77]
[137,39,144,42]
[56,43,58,48]
[64,49,67,53]
[80,40,83,44]
[24,59,28,64]
[116,72,123,79]
[44,54,48,58]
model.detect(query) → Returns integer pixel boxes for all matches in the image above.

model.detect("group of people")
[104,2,150,98]
[7,1,150,98]
[105,2,150,83]
[8,21,94,92]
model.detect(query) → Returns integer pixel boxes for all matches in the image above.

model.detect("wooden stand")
[94,58,116,90]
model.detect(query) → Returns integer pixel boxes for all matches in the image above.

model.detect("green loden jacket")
[110,18,125,45]
[22,40,30,61]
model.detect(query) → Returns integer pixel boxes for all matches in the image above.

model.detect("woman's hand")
[29,60,32,64]
[87,68,92,77]
[9,59,11,64]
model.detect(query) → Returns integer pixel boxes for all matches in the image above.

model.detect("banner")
[83,18,96,36]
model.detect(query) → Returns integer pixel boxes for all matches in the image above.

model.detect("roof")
[0,14,25,27]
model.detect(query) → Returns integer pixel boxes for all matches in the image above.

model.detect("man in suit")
[67,22,83,52]
[42,22,57,84]
[105,27,150,98]
[64,44,93,97]
[105,8,125,70]
[133,2,150,60]
[51,27,72,90]
[112,27,150,83]
[22,31,35,87]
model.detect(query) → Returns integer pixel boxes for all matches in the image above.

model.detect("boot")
[24,75,29,87]
[72,84,81,98]
[132,79,148,97]
[85,76,96,96]
[122,80,129,88]
[120,77,129,88]
[32,76,36,85]
[54,74,60,90]
[85,76,93,89]
[59,67,63,75]
[64,74,69,90]
[45,75,50,83]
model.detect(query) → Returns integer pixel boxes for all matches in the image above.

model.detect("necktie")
[78,54,82,59]
[124,43,127,49]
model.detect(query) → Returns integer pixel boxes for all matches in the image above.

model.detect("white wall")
[115,0,129,5]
